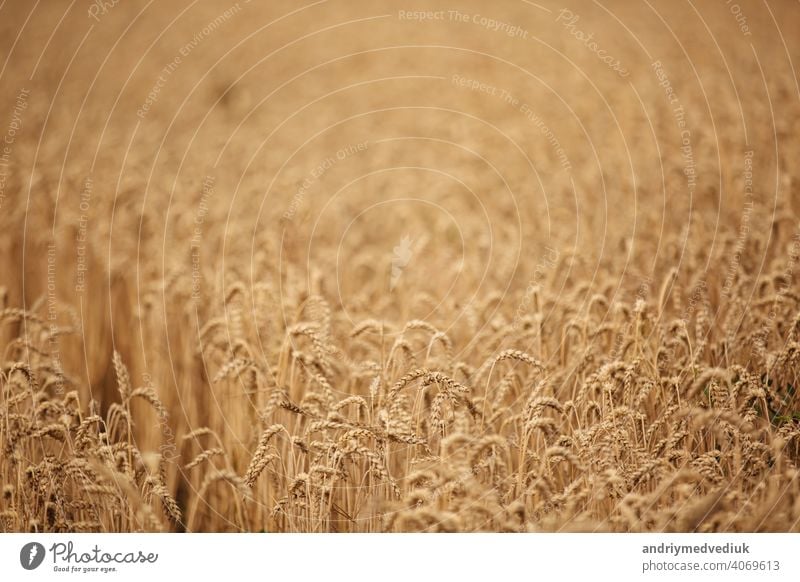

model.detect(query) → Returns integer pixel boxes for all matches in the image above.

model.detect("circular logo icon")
[20,542,46,570]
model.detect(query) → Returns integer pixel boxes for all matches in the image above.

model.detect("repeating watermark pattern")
[660,278,708,368]
[398,10,529,38]
[46,242,66,395]
[519,104,572,172]
[137,2,245,119]
[722,149,754,297]
[390,234,415,291]
[87,0,122,22]
[451,73,519,104]
[0,88,30,212]
[556,9,629,77]
[143,371,179,462]
[448,10,529,38]
[178,2,248,58]
[75,175,94,294]
[284,141,369,220]
[137,55,181,120]
[398,4,632,74]
[752,230,800,357]
[452,75,572,172]
[611,275,652,358]
[726,0,753,37]
[512,246,559,330]
[652,60,696,196]
[191,174,216,301]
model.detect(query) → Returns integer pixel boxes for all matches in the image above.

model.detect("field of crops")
[1,0,799,532]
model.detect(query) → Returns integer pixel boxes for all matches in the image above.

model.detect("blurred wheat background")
[1,0,799,532]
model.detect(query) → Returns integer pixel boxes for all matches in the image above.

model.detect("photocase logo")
[390,234,414,291]
[20,542,45,570]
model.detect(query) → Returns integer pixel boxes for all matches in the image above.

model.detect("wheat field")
[1,0,799,533]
